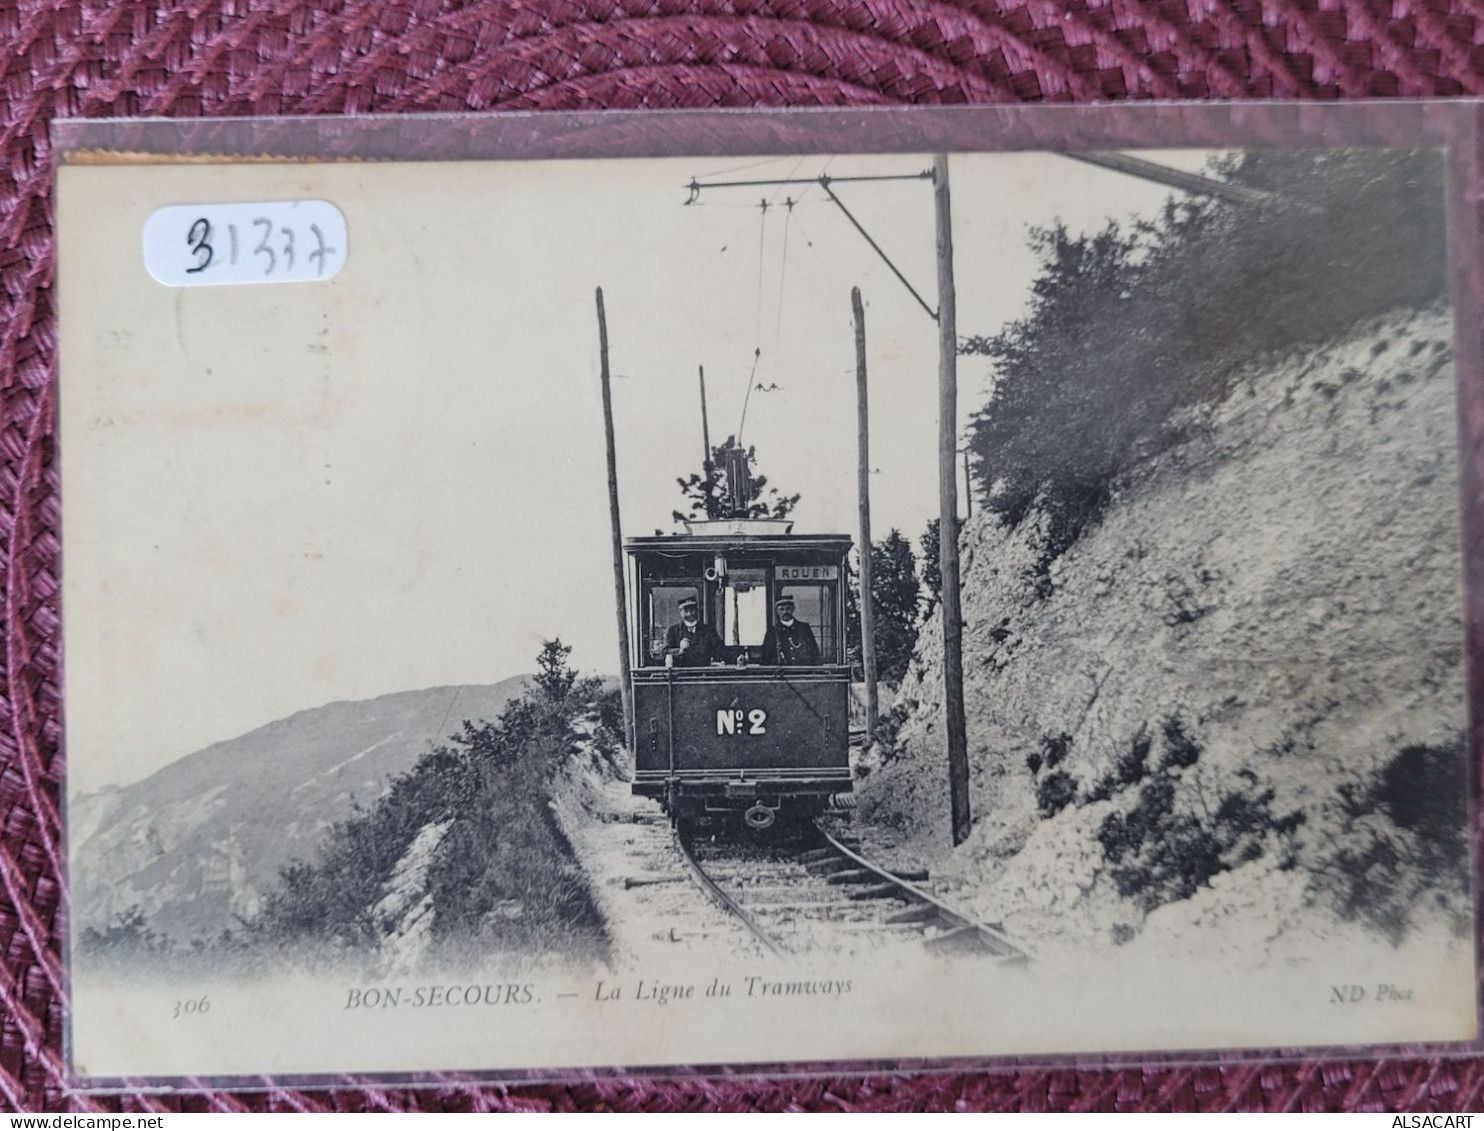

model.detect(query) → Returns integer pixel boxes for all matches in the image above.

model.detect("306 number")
[172,995,210,1019]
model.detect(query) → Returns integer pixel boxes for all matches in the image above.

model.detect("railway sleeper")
[885,868,930,882]
[885,904,942,925]
[825,869,881,885]
[806,857,857,875]
[847,883,906,901]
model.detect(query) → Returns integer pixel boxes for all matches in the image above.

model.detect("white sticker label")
[142,200,347,287]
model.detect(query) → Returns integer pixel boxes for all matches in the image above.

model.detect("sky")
[59,147,1216,792]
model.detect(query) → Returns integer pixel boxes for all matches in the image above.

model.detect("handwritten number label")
[253,217,276,275]
[309,224,334,275]
[185,218,213,274]
[144,201,346,287]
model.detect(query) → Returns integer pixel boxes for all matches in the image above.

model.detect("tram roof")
[624,533,853,554]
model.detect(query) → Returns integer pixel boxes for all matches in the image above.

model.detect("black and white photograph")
[59,112,1478,1083]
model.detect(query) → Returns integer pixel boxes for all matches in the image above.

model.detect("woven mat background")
[5,0,1484,1113]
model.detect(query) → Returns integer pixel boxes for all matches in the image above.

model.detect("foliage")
[672,435,800,525]
[534,637,577,702]
[844,531,923,685]
[1036,771,1078,818]
[1025,732,1076,816]
[962,149,1448,571]
[869,531,922,684]
[1316,741,1471,944]
[1087,726,1152,803]
[78,906,174,957]
[918,518,943,615]
[1093,716,1304,913]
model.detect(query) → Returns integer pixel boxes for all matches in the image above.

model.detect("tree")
[845,531,923,686]
[673,435,801,525]
[871,530,921,684]
[844,552,862,677]
[534,638,577,702]
[919,518,942,615]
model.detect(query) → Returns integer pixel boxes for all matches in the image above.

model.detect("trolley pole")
[698,364,713,472]
[596,288,635,752]
[934,155,972,847]
[852,287,879,743]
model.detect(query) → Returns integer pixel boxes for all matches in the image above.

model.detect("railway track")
[674,821,1029,963]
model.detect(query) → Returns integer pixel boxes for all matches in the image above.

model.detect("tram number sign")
[717,708,768,736]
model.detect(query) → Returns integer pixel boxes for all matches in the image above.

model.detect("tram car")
[624,518,853,829]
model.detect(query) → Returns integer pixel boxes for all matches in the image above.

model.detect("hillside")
[862,305,1469,964]
[70,679,528,945]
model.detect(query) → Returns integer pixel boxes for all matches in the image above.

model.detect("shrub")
[1316,740,1470,943]
[1160,716,1202,770]
[1095,721,1304,913]
[1042,732,1072,769]
[1036,770,1079,818]
[1088,725,1152,802]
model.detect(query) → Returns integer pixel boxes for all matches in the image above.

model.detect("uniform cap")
[774,594,796,607]
[678,595,699,610]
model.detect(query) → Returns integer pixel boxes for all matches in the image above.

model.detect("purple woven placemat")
[6,0,1484,1113]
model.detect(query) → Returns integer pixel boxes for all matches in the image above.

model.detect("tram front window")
[769,582,839,664]
[718,568,769,659]
[645,585,700,665]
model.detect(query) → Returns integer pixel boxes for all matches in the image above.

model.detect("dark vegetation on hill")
[82,641,624,972]
[962,148,1447,574]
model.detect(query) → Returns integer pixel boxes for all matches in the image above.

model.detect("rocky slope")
[862,305,1469,964]
[71,679,528,945]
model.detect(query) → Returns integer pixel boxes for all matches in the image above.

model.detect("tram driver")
[664,594,726,667]
[760,592,820,666]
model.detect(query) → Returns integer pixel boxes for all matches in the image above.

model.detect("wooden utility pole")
[698,364,712,470]
[596,288,635,752]
[934,155,971,847]
[851,287,879,742]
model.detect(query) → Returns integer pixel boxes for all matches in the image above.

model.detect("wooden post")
[698,364,712,471]
[963,448,973,519]
[934,155,972,847]
[852,287,879,742]
[596,288,635,752]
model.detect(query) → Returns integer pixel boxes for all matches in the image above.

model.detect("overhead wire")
[689,155,804,181]
[772,200,793,349]
[741,157,810,449]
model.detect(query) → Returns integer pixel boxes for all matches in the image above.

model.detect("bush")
[1088,725,1151,802]
[1317,740,1470,943]
[1036,770,1078,818]
[1160,716,1202,770]
[1095,719,1304,913]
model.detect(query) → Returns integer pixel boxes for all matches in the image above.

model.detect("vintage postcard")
[57,106,1480,1086]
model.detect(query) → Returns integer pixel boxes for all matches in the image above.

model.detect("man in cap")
[760,593,821,666]
[664,594,726,667]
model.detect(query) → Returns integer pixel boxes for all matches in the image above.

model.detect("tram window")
[774,583,840,664]
[644,585,700,665]
[718,568,769,651]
